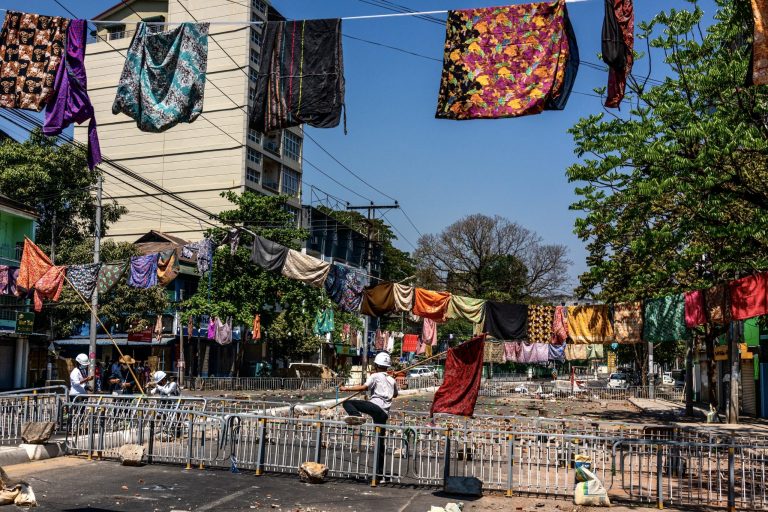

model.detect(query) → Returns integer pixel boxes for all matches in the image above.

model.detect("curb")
[0,442,65,467]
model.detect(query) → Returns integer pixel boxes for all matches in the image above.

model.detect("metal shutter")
[743,359,757,416]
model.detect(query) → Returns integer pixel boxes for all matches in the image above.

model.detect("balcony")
[262,156,281,193]
[263,134,281,156]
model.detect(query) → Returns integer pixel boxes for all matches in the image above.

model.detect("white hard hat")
[373,352,391,368]
[153,370,167,383]
[75,354,89,366]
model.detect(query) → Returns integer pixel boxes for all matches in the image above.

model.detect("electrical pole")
[347,202,399,384]
[88,175,102,392]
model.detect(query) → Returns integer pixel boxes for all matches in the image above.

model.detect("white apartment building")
[76,0,303,242]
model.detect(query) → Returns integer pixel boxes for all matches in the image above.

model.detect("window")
[107,24,126,40]
[283,131,302,161]
[247,147,262,164]
[250,49,260,66]
[145,15,166,34]
[281,168,300,197]
[250,28,261,46]
[246,167,261,184]
[248,87,257,103]
[250,66,259,83]
[248,128,260,144]
[252,0,268,13]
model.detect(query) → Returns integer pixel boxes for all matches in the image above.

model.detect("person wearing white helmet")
[69,353,93,398]
[339,351,398,479]
[339,351,398,425]
[149,370,180,397]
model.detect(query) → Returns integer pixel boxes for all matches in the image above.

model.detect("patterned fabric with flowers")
[436,0,577,120]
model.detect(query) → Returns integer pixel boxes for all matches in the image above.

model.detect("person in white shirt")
[339,352,398,479]
[69,353,93,398]
[149,371,180,397]
[339,352,398,425]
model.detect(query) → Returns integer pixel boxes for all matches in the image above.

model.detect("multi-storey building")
[77,0,303,242]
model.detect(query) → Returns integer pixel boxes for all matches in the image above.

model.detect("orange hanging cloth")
[33,265,66,312]
[412,288,451,321]
[252,314,261,341]
[17,238,52,294]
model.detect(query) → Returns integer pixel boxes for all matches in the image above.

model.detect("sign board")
[15,312,34,334]
[714,345,728,361]
[714,344,753,361]
[127,329,152,342]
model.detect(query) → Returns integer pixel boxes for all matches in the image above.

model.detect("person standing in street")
[68,353,93,399]
[109,355,137,395]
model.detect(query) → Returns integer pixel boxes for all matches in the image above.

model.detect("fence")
[187,377,346,392]
[62,402,768,510]
[0,393,64,445]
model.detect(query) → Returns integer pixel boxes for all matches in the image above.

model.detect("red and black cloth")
[602,0,634,108]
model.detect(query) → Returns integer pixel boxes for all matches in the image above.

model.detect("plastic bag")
[573,467,610,507]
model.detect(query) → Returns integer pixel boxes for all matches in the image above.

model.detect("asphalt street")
[3,457,690,512]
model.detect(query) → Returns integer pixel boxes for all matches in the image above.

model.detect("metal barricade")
[65,402,229,468]
[0,393,65,445]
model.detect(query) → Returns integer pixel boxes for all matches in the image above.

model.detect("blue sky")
[0,0,719,289]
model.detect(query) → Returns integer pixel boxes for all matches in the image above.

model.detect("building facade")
[0,194,42,390]
[78,0,303,242]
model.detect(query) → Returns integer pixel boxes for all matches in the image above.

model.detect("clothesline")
[0,1,590,26]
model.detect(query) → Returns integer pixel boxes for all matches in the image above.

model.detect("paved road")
[4,457,688,512]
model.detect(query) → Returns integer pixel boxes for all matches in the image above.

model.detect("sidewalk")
[630,397,768,434]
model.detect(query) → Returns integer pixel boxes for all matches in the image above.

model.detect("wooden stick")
[328,346,453,410]
[61,273,146,395]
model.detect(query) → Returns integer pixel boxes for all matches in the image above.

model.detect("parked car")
[408,367,437,379]
[607,372,629,389]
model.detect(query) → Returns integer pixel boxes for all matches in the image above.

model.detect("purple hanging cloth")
[127,254,158,288]
[43,19,101,170]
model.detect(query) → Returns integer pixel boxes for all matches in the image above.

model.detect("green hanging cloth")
[643,294,691,343]
[313,308,335,335]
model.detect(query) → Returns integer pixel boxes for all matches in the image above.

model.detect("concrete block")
[299,461,328,483]
[21,422,55,444]
[118,444,145,466]
[443,476,483,497]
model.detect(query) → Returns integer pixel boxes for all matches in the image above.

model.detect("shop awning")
[53,335,175,347]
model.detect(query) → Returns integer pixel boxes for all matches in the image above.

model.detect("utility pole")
[347,202,399,384]
[88,175,102,392]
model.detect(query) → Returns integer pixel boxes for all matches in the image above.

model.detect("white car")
[607,373,629,389]
[408,367,437,379]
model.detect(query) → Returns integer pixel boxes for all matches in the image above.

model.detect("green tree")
[0,130,124,247]
[567,1,766,403]
[182,192,326,367]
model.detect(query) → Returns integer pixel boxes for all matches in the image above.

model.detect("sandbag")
[0,466,36,507]
[573,467,610,507]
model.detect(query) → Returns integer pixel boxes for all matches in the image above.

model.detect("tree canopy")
[414,214,571,302]
[183,192,327,361]
[0,130,124,247]
[568,1,768,301]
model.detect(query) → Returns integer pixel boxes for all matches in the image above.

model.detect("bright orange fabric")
[412,288,451,321]
[253,314,261,341]
[17,238,52,293]
[33,265,66,312]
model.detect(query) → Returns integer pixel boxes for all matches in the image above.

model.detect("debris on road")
[298,462,328,484]
[118,444,145,466]
[429,502,463,512]
[0,466,36,507]
[21,421,55,444]
[444,476,482,497]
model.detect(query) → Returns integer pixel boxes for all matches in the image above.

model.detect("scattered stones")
[298,462,328,484]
